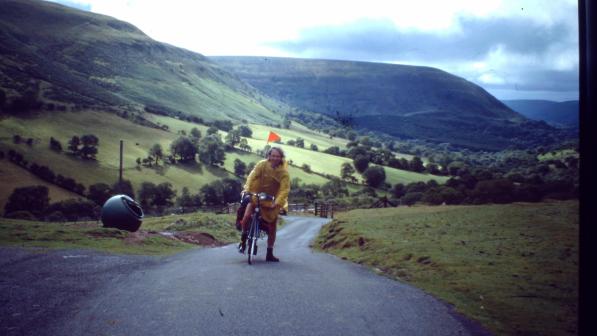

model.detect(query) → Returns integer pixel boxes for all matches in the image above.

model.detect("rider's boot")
[238,231,247,254]
[266,247,279,262]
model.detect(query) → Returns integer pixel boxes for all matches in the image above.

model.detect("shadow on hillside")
[176,161,204,174]
[205,164,231,178]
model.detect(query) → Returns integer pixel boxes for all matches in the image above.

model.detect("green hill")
[0,0,285,124]
[210,56,564,150]
[0,110,447,213]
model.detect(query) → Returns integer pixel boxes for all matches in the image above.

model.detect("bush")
[5,210,37,220]
[471,179,515,204]
[363,166,386,188]
[46,211,66,222]
[45,199,99,221]
[4,186,49,216]
[422,188,444,205]
[401,192,423,206]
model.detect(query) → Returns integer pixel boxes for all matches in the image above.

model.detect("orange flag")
[267,131,281,143]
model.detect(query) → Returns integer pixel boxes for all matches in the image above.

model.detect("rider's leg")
[239,202,254,253]
[240,202,254,231]
[267,219,277,248]
[266,219,279,262]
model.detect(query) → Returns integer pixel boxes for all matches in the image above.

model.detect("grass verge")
[0,212,238,256]
[314,200,578,336]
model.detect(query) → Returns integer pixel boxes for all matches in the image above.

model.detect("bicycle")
[238,191,275,265]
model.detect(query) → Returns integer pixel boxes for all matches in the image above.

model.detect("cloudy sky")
[48,0,579,101]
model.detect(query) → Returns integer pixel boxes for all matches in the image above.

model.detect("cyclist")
[238,147,290,262]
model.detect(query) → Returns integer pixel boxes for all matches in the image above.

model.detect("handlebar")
[241,191,275,203]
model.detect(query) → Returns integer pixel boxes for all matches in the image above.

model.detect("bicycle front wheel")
[247,238,253,264]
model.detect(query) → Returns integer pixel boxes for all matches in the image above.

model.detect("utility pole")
[119,140,123,185]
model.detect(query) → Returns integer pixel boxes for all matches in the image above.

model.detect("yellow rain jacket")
[244,159,290,224]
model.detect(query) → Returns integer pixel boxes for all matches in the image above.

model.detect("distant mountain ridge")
[211,56,566,150]
[0,0,283,123]
[501,100,579,129]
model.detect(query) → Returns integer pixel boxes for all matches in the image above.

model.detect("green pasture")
[0,161,81,214]
[538,149,579,161]
[315,200,578,336]
[0,111,235,197]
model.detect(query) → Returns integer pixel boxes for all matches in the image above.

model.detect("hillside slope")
[211,56,563,150]
[0,0,282,123]
[502,100,579,129]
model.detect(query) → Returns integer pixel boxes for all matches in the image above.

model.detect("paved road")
[1,216,491,336]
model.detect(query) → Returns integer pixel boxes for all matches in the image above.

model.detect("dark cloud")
[270,16,572,62]
[267,15,578,94]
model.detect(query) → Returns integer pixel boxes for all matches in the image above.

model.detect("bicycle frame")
[244,192,275,265]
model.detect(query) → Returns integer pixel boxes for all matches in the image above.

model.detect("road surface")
[1,216,491,335]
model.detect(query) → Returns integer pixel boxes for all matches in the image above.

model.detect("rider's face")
[268,149,283,166]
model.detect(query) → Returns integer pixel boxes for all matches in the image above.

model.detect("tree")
[88,183,112,206]
[213,120,233,131]
[323,146,341,156]
[234,159,247,177]
[237,125,252,137]
[239,138,252,152]
[148,143,164,165]
[224,129,241,149]
[154,182,177,208]
[340,162,356,181]
[363,166,386,188]
[0,88,5,108]
[310,144,319,151]
[353,155,369,173]
[401,192,423,206]
[422,188,444,205]
[176,187,201,208]
[80,134,99,159]
[321,178,349,198]
[170,136,197,162]
[471,179,515,204]
[197,134,226,166]
[138,182,158,208]
[391,183,406,198]
[4,185,49,216]
[409,156,425,172]
[295,138,305,148]
[426,163,440,175]
[386,158,399,169]
[221,178,243,204]
[190,127,202,140]
[200,180,224,205]
[45,199,99,221]
[68,136,81,154]
[49,137,62,152]
[112,180,135,199]
[439,186,465,205]
[207,125,219,135]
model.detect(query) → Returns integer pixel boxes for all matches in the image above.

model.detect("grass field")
[0,161,81,213]
[315,200,578,336]
[1,110,448,216]
[0,212,237,255]
[147,113,447,186]
[0,111,236,210]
